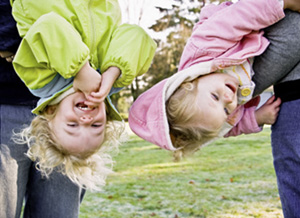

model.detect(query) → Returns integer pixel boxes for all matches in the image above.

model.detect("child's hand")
[73,61,102,100]
[85,66,121,107]
[284,0,300,12]
[255,95,281,126]
[0,51,15,62]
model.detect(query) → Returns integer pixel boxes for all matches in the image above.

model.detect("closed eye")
[224,108,230,115]
[92,123,102,128]
[67,123,78,127]
[212,93,219,101]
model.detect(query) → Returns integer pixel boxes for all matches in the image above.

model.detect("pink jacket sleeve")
[225,97,262,137]
[179,0,285,70]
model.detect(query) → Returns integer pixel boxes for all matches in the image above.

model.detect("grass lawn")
[79,126,283,218]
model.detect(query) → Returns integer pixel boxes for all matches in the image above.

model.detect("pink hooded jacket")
[128,0,285,150]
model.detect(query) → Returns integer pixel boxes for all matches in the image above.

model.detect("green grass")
[80,126,283,218]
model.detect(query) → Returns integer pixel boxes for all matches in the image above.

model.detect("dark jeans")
[253,10,300,218]
[0,104,85,218]
[272,100,300,218]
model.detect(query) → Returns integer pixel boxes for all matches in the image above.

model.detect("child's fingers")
[265,95,281,108]
[85,96,102,104]
[84,94,106,107]
[271,97,281,107]
[265,95,276,104]
[90,90,108,102]
[87,93,105,101]
[90,91,105,98]
[84,100,100,107]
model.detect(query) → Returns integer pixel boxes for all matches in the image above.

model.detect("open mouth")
[226,83,237,94]
[76,102,95,111]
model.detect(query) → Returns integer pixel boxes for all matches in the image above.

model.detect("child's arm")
[255,95,281,126]
[73,61,102,102]
[225,95,281,137]
[84,67,121,107]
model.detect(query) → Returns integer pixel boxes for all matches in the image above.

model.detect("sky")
[118,0,205,40]
[118,0,176,39]
[119,0,174,26]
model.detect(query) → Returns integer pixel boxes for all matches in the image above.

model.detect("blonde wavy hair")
[13,107,126,192]
[166,78,220,161]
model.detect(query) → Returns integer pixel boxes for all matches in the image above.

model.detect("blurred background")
[114,0,272,120]
[113,0,220,119]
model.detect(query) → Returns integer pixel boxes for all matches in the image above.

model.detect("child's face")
[193,73,239,131]
[49,92,107,155]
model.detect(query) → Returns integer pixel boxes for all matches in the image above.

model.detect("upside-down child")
[11,0,156,191]
[129,0,300,160]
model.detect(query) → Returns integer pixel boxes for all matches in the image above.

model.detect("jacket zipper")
[88,0,95,66]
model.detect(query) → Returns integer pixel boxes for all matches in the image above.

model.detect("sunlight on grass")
[131,145,161,151]
[115,161,193,176]
[80,126,283,218]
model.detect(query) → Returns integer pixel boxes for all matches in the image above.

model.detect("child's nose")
[223,93,233,104]
[80,115,94,124]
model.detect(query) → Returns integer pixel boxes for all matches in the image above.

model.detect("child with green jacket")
[11,0,156,191]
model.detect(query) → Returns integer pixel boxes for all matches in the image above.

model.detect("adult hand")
[0,51,15,62]
[284,0,300,12]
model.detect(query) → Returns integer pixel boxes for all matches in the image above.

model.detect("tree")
[118,0,149,101]
[115,0,223,112]
[141,0,203,93]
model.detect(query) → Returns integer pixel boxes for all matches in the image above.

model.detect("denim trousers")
[271,100,300,218]
[252,10,300,218]
[0,104,85,218]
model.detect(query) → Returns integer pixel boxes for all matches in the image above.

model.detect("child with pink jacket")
[129,0,300,159]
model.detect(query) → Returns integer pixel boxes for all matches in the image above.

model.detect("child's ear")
[45,105,57,115]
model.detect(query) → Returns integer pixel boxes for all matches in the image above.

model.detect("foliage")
[141,1,200,94]
[117,0,203,105]
[80,127,283,218]
[116,0,235,113]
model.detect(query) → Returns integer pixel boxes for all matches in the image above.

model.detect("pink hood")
[128,61,215,150]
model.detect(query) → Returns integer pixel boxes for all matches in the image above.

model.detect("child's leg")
[253,10,300,218]
[253,10,300,96]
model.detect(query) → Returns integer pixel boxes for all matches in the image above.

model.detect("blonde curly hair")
[13,107,126,192]
[166,78,220,161]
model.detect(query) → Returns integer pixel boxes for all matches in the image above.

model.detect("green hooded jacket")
[11,0,157,119]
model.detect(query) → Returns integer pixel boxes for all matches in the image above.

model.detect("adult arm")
[253,10,300,95]
[0,0,21,52]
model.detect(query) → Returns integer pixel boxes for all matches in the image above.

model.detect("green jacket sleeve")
[101,24,157,88]
[13,12,89,89]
